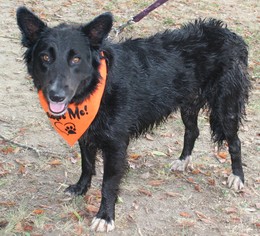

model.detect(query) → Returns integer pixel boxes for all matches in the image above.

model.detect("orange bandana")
[38,54,107,146]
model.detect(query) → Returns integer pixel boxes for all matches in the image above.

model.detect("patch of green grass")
[2,203,30,234]
[210,2,220,8]
[33,214,52,230]
[154,167,171,178]
[249,99,260,114]
[163,17,175,26]
[104,1,116,11]
[239,201,250,208]
[132,0,150,9]
[72,210,83,221]
[178,185,188,191]
[221,189,230,197]
[0,179,8,187]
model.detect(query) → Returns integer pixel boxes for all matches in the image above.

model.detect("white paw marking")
[90,217,115,232]
[170,156,192,172]
[227,173,244,191]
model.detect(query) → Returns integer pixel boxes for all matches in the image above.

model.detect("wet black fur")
[17,7,251,227]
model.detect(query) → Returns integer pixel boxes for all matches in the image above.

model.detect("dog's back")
[100,19,250,140]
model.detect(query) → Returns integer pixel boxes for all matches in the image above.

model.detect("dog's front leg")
[91,143,127,232]
[65,138,96,196]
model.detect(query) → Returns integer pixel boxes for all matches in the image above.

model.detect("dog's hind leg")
[171,106,200,171]
[226,134,244,191]
[91,141,128,232]
[65,138,96,196]
[210,100,245,191]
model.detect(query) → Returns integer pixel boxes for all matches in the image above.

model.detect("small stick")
[0,134,68,158]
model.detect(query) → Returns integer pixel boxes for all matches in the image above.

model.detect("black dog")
[17,7,251,232]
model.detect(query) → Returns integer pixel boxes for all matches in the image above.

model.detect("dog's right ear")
[16,7,47,47]
[82,12,113,48]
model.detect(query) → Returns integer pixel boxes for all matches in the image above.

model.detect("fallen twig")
[0,134,40,157]
[0,134,68,158]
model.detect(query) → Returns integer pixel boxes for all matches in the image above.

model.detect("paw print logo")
[54,122,77,135]
[64,123,76,134]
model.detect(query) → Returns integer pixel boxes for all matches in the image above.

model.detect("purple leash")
[115,0,169,35]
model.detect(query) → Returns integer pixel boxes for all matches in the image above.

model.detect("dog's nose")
[49,91,66,102]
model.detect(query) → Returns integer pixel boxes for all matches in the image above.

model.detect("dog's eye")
[71,57,81,64]
[41,54,50,63]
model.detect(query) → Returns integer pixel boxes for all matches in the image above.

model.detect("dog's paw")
[170,156,192,172]
[64,184,87,196]
[90,217,115,232]
[227,173,244,191]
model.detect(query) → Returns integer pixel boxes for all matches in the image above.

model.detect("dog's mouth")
[48,101,68,116]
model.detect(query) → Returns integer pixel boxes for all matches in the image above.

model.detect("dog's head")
[17,7,112,116]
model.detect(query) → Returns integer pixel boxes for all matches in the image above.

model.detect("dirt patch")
[0,0,259,235]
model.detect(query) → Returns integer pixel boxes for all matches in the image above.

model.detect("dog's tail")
[207,37,251,145]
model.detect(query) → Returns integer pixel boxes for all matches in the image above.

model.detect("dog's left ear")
[82,12,113,48]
